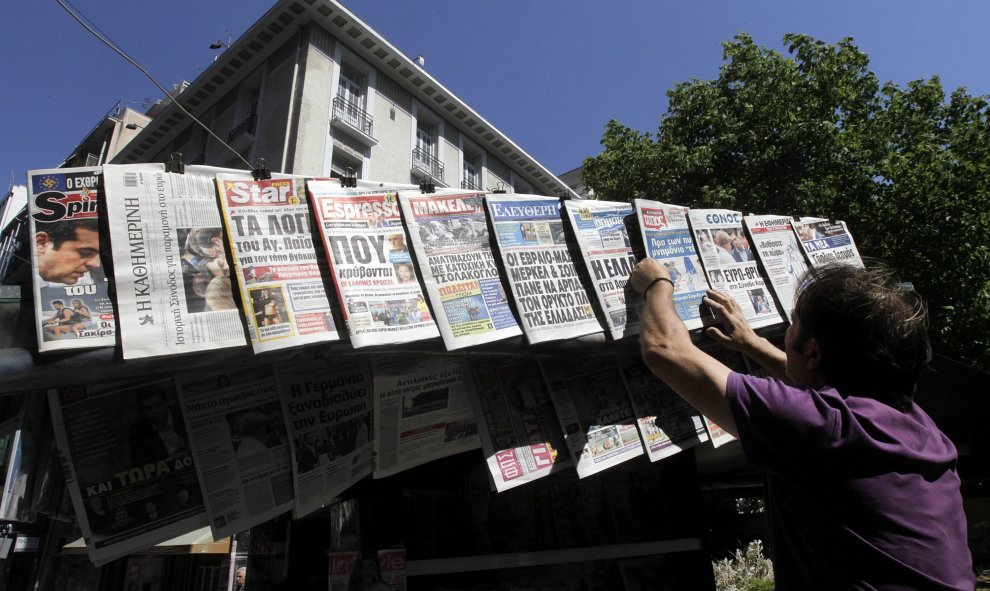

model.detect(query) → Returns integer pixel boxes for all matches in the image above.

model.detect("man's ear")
[802,337,822,372]
[35,232,50,253]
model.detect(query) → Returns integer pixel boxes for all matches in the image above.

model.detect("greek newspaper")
[793,217,864,268]
[743,214,810,314]
[102,164,246,359]
[634,199,709,330]
[486,195,602,344]
[275,361,372,518]
[540,358,644,479]
[561,199,640,340]
[688,208,782,329]
[462,358,571,492]
[177,374,294,539]
[618,359,709,462]
[307,179,439,347]
[398,190,522,350]
[28,167,115,352]
[215,174,339,352]
[49,379,207,565]
[371,356,480,478]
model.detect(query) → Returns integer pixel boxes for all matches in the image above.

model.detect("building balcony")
[227,114,258,151]
[330,97,376,146]
[411,147,444,183]
[461,178,481,191]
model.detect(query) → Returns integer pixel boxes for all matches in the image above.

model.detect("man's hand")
[703,289,761,352]
[630,258,670,296]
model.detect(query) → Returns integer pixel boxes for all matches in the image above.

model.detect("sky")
[2,0,989,189]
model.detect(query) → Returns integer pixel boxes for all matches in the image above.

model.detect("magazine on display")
[215,174,339,353]
[49,379,207,565]
[306,179,440,347]
[688,208,782,329]
[275,361,373,518]
[540,358,645,479]
[371,356,480,478]
[618,359,709,462]
[177,373,294,539]
[398,190,522,350]
[743,214,810,315]
[102,164,247,359]
[28,167,116,352]
[633,199,709,330]
[792,217,865,268]
[486,194,602,344]
[462,357,571,492]
[561,199,641,340]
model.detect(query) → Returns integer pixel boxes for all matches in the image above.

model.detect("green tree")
[583,33,990,369]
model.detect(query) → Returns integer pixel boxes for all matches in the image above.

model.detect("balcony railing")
[412,147,444,183]
[227,114,258,143]
[332,96,374,138]
[461,177,481,191]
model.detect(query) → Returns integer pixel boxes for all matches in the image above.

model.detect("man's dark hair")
[52,300,64,307]
[794,262,932,410]
[36,218,100,249]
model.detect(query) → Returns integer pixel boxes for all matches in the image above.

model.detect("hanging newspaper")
[793,217,865,268]
[634,199,709,330]
[329,548,407,591]
[177,373,294,539]
[306,180,439,347]
[486,194,602,344]
[462,358,571,492]
[371,356,480,478]
[618,359,709,462]
[704,349,747,448]
[28,167,116,352]
[214,174,339,352]
[398,190,521,350]
[561,199,640,339]
[48,379,207,565]
[743,214,810,314]
[275,360,373,518]
[688,208,782,329]
[102,164,246,359]
[0,392,48,522]
[540,358,644,478]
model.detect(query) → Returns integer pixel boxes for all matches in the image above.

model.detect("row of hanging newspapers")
[27,163,863,357]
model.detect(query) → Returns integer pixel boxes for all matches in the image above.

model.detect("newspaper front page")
[307,180,440,347]
[618,359,709,462]
[215,174,339,352]
[689,208,782,329]
[793,217,865,268]
[540,358,644,478]
[275,361,373,518]
[462,358,571,492]
[48,379,207,565]
[634,199,709,331]
[177,374,294,539]
[561,199,640,339]
[371,356,480,478]
[743,214,810,315]
[486,195,602,344]
[102,163,246,359]
[398,190,522,350]
[28,167,116,352]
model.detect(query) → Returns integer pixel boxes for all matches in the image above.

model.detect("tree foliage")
[583,33,990,369]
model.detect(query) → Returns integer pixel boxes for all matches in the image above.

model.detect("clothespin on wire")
[419,177,435,194]
[164,152,185,174]
[252,158,271,181]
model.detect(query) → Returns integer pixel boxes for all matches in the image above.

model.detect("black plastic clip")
[491,181,507,194]
[341,168,358,188]
[165,152,185,174]
[419,177,435,194]
[252,158,271,181]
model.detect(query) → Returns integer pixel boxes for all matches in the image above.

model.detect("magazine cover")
[215,174,339,353]
[634,199,709,330]
[306,179,440,347]
[398,190,521,350]
[561,199,641,340]
[28,167,115,352]
[793,217,865,268]
[102,164,247,359]
[486,194,602,344]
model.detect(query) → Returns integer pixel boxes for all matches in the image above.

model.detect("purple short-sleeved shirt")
[727,372,975,591]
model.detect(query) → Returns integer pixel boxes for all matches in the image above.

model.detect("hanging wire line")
[55,0,253,170]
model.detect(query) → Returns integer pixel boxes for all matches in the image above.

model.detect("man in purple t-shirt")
[630,259,974,590]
